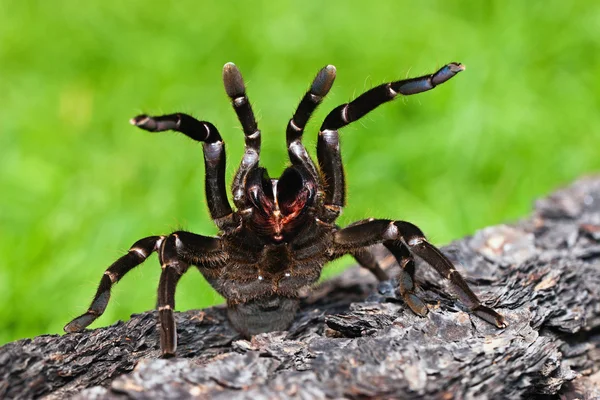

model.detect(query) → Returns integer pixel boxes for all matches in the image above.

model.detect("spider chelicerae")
[65,62,506,357]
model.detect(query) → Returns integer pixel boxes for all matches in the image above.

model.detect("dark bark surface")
[2,177,600,399]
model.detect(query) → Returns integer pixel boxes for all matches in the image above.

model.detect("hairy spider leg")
[154,233,215,358]
[64,236,164,333]
[64,229,224,357]
[286,65,336,181]
[351,248,389,281]
[347,222,422,313]
[223,63,262,209]
[342,219,390,281]
[383,241,428,316]
[333,219,506,328]
[130,114,237,231]
[317,63,465,221]
[350,239,424,315]
[153,231,224,357]
[157,234,189,357]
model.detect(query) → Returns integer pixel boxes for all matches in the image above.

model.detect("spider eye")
[277,167,314,215]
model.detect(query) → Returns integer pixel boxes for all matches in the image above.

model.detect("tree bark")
[2,177,600,399]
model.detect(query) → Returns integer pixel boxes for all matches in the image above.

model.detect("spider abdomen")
[211,240,326,304]
[227,296,300,337]
[215,242,326,336]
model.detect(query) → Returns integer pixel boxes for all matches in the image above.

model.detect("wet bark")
[2,177,600,399]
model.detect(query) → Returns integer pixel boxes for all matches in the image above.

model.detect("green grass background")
[1,1,599,346]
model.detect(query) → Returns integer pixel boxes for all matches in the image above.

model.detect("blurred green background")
[1,1,599,346]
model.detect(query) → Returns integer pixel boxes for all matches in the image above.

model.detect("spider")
[65,61,506,357]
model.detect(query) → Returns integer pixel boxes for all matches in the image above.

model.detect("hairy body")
[65,62,506,357]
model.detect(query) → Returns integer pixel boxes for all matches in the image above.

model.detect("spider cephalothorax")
[245,166,316,243]
[65,62,506,357]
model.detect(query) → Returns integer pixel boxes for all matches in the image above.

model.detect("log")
[2,177,600,399]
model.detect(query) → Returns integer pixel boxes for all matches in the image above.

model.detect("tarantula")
[65,62,506,357]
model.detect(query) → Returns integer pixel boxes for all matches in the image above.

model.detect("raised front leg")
[334,219,506,328]
[317,63,465,221]
[131,114,237,230]
[222,63,262,209]
[287,65,336,181]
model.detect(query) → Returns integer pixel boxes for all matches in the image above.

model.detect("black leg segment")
[320,63,464,131]
[223,62,260,144]
[157,234,190,358]
[64,236,164,333]
[317,128,345,218]
[287,65,336,144]
[131,114,235,230]
[287,65,336,181]
[384,241,428,316]
[351,247,389,281]
[223,63,262,209]
[334,219,506,328]
[317,63,464,216]
[130,113,222,143]
[155,231,223,357]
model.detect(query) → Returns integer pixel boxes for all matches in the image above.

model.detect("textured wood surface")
[2,177,600,399]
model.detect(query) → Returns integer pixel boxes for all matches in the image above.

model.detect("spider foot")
[161,351,176,359]
[432,62,465,85]
[64,313,96,333]
[403,293,429,317]
[129,114,182,132]
[472,305,507,328]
